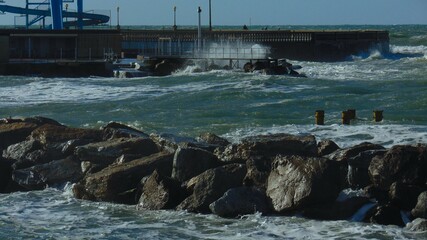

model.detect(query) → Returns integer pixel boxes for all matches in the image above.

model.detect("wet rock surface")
[1,116,426,229]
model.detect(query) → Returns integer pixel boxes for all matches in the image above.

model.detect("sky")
[0,0,427,26]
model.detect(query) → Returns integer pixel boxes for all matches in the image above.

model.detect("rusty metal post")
[373,110,383,122]
[342,111,351,125]
[315,110,325,125]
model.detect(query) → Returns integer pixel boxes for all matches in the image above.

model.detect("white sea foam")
[223,124,427,148]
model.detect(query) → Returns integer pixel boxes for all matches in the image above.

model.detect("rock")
[243,156,272,190]
[365,204,405,226]
[0,157,13,193]
[405,218,427,232]
[75,137,159,166]
[364,185,389,204]
[412,191,427,218]
[216,133,318,163]
[172,146,222,182]
[0,122,39,151]
[209,187,270,218]
[11,156,82,190]
[73,152,174,204]
[389,182,425,211]
[266,155,341,213]
[137,170,186,210]
[30,124,103,145]
[326,142,385,162]
[197,133,230,147]
[2,139,42,162]
[177,163,247,213]
[369,145,427,191]
[101,122,149,140]
[347,149,387,189]
[317,139,340,156]
[241,133,318,158]
[150,133,198,153]
[22,116,63,127]
[303,197,371,220]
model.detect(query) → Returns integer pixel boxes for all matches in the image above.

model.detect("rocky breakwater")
[1,116,426,233]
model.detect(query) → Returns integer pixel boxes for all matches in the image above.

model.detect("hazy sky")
[1,0,427,26]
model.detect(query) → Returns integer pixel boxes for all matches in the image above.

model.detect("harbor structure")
[0,1,390,76]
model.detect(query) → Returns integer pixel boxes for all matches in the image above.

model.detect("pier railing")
[141,46,270,60]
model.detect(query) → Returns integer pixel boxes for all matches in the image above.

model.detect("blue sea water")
[1,25,427,239]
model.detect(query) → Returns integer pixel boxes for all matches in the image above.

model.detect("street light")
[197,6,202,53]
[209,0,212,31]
[116,6,120,30]
[173,6,177,30]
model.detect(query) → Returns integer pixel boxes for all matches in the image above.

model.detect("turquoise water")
[1,25,427,239]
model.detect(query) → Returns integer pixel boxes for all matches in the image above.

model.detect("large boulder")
[326,142,385,162]
[11,156,82,190]
[369,145,427,191]
[137,170,186,210]
[73,152,174,204]
[317,139,340,156]
[177,164,247,213]
[101,122,150,140]
[266,155,341,213]
[172,146,222,182]
[75,137,159,166]
[347,149,387,189]
[389,182,425,211]
[0,122,39,151]
[209,187,271,218]
[2,139,42,162]
[30,124,103,145]
[216,133,318,163]
[412,191,427,218]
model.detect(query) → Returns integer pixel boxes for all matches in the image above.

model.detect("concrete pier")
[0,28,390,77]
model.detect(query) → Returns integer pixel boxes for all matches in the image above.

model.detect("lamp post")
[65,4,68,27]
[209,0,212,31]
[173,6,177,30]
[197,6,202,53]
[116,6,120,30]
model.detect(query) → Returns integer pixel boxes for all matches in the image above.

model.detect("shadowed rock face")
[369,145,427,191]
[267,155,341,213]
[137,170,186,210]
[0,122,39,151]
[12,156,82,190]
[209,187,271,218]
[171,146,222,182]
[177,163,247,213]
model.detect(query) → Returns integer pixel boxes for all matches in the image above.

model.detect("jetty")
[0,1,389,76]
[0,28,390,77]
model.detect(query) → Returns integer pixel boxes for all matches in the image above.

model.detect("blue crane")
[0,0,110,30]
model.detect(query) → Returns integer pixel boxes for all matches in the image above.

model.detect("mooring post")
[373,110,383,122]
[315,110,325,125]
[342,111,351,125]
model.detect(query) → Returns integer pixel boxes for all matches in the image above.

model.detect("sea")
[1,25,426,239]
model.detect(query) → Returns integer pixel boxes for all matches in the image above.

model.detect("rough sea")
[1,25,427,239]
